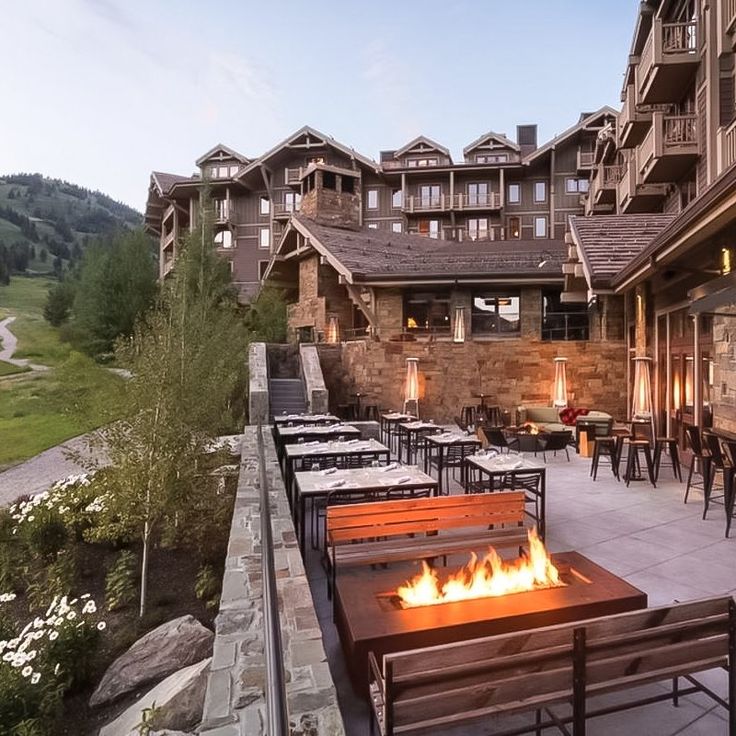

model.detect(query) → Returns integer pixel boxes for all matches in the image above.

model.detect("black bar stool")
[721,440,736,537]
[460,405,476,428]
[703,432,728,520]
[363,404,380,422]
[653,437,682,482]
[624,439,656,487]
[337,403,356,421]
[684,425,710,503]
[591,436,620,481]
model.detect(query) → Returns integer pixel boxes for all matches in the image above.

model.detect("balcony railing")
[404,194,449,212]
[272,202,301,217]
[404,192,501,212]
[602,164,624,186]
[724,117,736,169]
[663,113,697,145]
[662,21,697,53]
[453,192,502,210]
[727,0,736,33]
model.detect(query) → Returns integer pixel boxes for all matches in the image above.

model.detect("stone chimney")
[517,124,538,157]
[298,163,361,230]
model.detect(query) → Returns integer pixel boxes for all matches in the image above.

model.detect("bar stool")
[363,404,380,422]
[653,437,682,482]
[684,425,710,503]
[721,440,736,537]
[460,405,476,429]
[337,403,356,421]
[703,432,728,520]
[591,436,620,481]
[624,439,656,487]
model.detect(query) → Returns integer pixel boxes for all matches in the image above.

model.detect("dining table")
[463,452,547,537]
[423,431,481,494]
[293,463,438,556]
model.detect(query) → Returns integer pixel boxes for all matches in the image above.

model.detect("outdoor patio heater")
[552,357,568,408]
[403,357,419,417]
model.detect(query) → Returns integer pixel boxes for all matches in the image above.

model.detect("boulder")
[99,658,210,736]
[90,615,213,707]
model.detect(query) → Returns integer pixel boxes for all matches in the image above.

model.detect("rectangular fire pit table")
[335,552,647,694]
[423,432,481,494]
[294,465,438,556]
[463,453,547,537]
[283,439,390,511]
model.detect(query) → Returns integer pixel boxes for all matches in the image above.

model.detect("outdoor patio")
[300,446,734,736]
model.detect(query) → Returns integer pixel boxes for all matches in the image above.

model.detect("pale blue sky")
[1,1,637,211]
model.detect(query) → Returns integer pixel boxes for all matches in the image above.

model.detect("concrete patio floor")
[301,447,735,735]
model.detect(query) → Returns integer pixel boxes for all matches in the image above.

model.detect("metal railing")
[256,424,289,735]
[542,312,590,341]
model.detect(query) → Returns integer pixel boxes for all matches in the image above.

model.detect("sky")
[1,1,638,212]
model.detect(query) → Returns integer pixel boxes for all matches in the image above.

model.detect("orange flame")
[396,528,563,608]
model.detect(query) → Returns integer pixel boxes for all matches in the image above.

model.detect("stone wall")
[248,343,268,425]
[200,428,344,736]
[299,344,329,414]
[713,305,736,433]
[318,339,628,422]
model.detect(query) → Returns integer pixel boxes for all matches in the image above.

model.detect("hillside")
[0,173,142,277]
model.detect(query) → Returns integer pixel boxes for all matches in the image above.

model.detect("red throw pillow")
[559,408,575,426]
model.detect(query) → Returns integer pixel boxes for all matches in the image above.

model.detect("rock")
[90,615,214,707]
[99,658,210,736]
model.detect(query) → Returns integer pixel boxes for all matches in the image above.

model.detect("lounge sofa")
[517,405,613,435]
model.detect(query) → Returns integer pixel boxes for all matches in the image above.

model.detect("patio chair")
[500,471,543,531]
[427,442,474,492]
[721,440,736,537]
[703,432,728,520]
[483,427,520,453]
[538,430,572,462]
[684,425,710,504]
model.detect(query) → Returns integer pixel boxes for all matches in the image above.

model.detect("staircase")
[269,378,307,417]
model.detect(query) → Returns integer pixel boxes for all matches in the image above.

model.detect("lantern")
[552,357,568,408]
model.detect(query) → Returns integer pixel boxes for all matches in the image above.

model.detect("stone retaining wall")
[200,427,344,735]
[248,343,269,425]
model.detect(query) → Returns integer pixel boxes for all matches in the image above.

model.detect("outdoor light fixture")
[631,357,653,421]
[722,248,732,275]
[538,250,552,269]
[325,315,340,344]
[403,357,419,416]
[552,357,568,408]
[453,306,466,343]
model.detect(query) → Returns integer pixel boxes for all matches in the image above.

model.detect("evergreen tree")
[43,280,76,327]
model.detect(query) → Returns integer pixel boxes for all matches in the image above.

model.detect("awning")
[688,271,736,314]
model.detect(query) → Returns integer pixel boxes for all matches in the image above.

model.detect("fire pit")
[335,550,647,693]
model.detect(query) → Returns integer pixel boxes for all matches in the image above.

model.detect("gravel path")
[0,432,106,506]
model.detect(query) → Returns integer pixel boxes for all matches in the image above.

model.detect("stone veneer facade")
[317,338,628,423]
[713,307,736,434]
[200,427,344,736]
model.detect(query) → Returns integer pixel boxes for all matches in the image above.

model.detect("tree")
[43,280,76,326]
[71,230,158,356]
[245,286,287,342]
[85,207,247,616]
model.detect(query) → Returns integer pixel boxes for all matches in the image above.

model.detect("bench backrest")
[327,491,526,546]
[383,596,732,732]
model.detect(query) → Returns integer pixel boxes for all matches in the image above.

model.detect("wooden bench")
[325,491,528,599]
[368,596,736,736]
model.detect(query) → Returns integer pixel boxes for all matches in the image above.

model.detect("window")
[367,189,379,209]
[284,191,301,212]
[403,289,451,333]
[419,184,441,208]
[507,183,521,204]
[507,216,521,239]
[407,157,439,167]
[392,222,402,233]
[542,289,589,341]
[229,165,239,177]
[323,171,336,190]
[259,196,270,216]
[214,229,232,249]
[259,228,270,249]
[578,179,590,193]
[213,198,228,221]
[418,219,440,239]
[467,218,488,240]
[534,216,547,238]
[476,153,508,164]
[566,178,590,194]
[467,182,489,206]
[368,223,379,230]
[471,292,520,335]
[342,176,356,194]
[258,260,269,280]
[392,188,403,208]
[209,166,217,178]
[218,165,230,178]
[534,181,547,203]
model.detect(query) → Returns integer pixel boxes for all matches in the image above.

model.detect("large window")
[467,182,488,206]
[259,227,270,249]
[392,222,402,233]
[534,181,547,203]
[542,289,589,340]
[403,290,451,334]
[565,178,590,194]
[467,218,488,240]
[214,229,233,249]
[259,196,270,216]
[284,191,301,212]
[419,184,441,208]
[392,189,403,208]
[477,153,508,163]
[534,216,548,238]
[367,189,379,209]
[471,292,520,335]
[507,183,521,204]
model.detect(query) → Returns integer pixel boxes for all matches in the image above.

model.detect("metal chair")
[653,436,682,482]
[591,435,622,481]
[721,440,736,537]
[483,427,520,454]
[501,471,543,533]
[538,431,572,462]
[623,439,656,487]
[703,432,728,520]
[684,425,710,503]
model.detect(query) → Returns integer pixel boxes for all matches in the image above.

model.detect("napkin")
[327,479,346,489]
[345,438,360,445]
[381,462,398,472]
[395,476,412,484]
[320,467,338,475]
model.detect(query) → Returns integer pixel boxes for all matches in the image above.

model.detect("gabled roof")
[463,132,520,156]
[524,107,619,165]
[393,135,451,160]
[150,171,195,196]
[569,213,676,291]
[269,215,564,285]
[195,144,250,166]
[235,125,378,179]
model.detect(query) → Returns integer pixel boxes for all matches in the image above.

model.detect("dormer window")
[407,157,439,167]
[476,153,508,164]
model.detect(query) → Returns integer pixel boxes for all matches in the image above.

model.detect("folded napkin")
[381,462,398,472]
[327,479,346,489]
[395,475,412,484]
[301,440,320,446]
[344,438,360,445]
[320,467,338,475]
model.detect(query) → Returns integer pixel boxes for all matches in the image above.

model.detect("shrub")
[194,564,221,610]
[24,508,68,561]
[0,509,27,593]
[105,550,137,612]
[27,550,77,612]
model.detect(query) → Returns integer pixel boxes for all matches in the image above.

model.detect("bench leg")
[572,628,587,736]
[535,708,542,736]
[672,676,679,707]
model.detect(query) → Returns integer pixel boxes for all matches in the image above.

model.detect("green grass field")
[0,360,30,377]
[0,276,121,467]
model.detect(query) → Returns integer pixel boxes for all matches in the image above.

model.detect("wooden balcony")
[722,117,736,171]
[619,86,652,148]
[589,164,623,211]
[638,113,699,183]
[726,0,736,35]
[404,194,451,213]
[618,155,666,213]
[453,192,502,210]
[273,202,300,219]
[576,150,595,172]
[638,19,699,105]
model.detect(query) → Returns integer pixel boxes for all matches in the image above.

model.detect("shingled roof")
[569,213,677,290]
[151,171,195,195]
[290,215,565,282]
